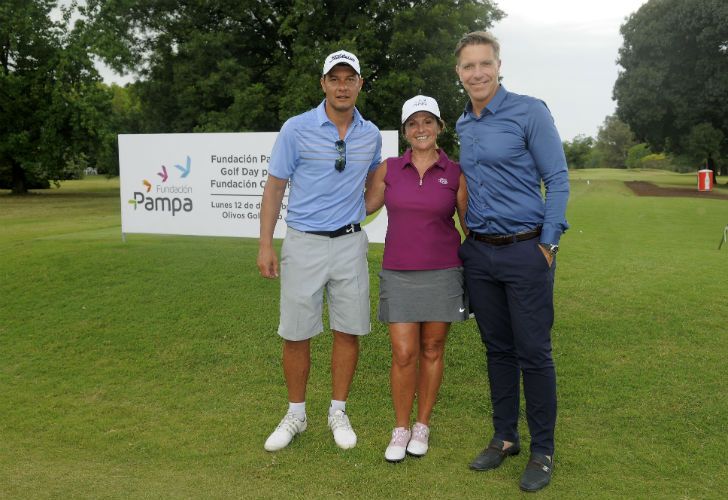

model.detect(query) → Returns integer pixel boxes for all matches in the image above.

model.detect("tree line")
[563,114,725,173]
[3,0,727,193]
[1,0,502,194]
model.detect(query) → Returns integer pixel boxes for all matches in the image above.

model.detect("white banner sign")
[118,132,397,242]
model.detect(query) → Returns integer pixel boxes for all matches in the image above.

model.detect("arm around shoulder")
[365,160,387,215]
[456,172,469,236]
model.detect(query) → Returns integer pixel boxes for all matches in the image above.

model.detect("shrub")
[638,153,695,173]
[626,143,651,168]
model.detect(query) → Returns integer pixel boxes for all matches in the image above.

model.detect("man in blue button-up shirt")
[454,31,569,493]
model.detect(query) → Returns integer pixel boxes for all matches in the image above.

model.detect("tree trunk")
[11,161,28,194]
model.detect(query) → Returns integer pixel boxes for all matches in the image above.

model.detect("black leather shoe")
[519,453,553,492]
[469,438,521,471]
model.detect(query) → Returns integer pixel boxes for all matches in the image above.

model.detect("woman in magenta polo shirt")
[365,95,468,462]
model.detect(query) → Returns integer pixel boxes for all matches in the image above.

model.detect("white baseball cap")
[322,50,361,75]
[401,95,441,124]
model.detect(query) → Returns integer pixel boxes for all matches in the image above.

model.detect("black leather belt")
[470,226,542,246]
[305,223,361,238]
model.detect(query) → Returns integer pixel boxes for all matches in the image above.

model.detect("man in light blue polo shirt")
[454,31,569,492]
[257,50,382,452]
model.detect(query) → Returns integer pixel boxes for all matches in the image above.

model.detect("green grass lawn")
[1,170,726,499]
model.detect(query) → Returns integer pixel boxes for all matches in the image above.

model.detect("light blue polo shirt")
[269,100,382,232]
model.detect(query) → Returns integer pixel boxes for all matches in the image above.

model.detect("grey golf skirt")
[377,267,468,323]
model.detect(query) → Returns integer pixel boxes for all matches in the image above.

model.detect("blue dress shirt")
[456,85,569,244]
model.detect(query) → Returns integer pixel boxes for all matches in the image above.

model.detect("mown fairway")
[1,171,726,499]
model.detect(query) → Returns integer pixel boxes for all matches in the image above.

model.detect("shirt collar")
[315,99,364,127]
[463,84,508,118]
[401,148,449,170]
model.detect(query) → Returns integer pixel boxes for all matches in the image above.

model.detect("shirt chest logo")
[438,177,448,185]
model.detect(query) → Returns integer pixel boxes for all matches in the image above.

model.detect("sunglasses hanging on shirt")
[335,140,346,172]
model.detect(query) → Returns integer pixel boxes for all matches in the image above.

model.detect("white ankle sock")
[329,399,346,416]
[288,401,306,420]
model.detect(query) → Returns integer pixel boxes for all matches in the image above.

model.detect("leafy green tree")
[590,115,637,168]
[562,134,594,169]
[93,83,145,176]
[614,0,728,155]
[82,0,503,154]
[0,0,114,193]
[683,122,724,167]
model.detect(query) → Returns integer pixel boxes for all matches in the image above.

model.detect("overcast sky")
[491,0,648,140]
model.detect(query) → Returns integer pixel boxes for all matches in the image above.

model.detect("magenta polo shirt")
[382,148,463,270]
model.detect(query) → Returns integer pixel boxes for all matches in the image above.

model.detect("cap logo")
[329,53,356,63]
[400,94,441,123]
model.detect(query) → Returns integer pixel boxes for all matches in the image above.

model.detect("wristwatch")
[540,243,559,256]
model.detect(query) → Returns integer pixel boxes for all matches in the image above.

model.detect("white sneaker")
[328,409,357,449]
[406,422,430,457]
[385,427,411,463]
[264,413,307,451]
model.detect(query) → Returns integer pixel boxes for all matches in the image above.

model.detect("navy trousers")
[459,236,557,455]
